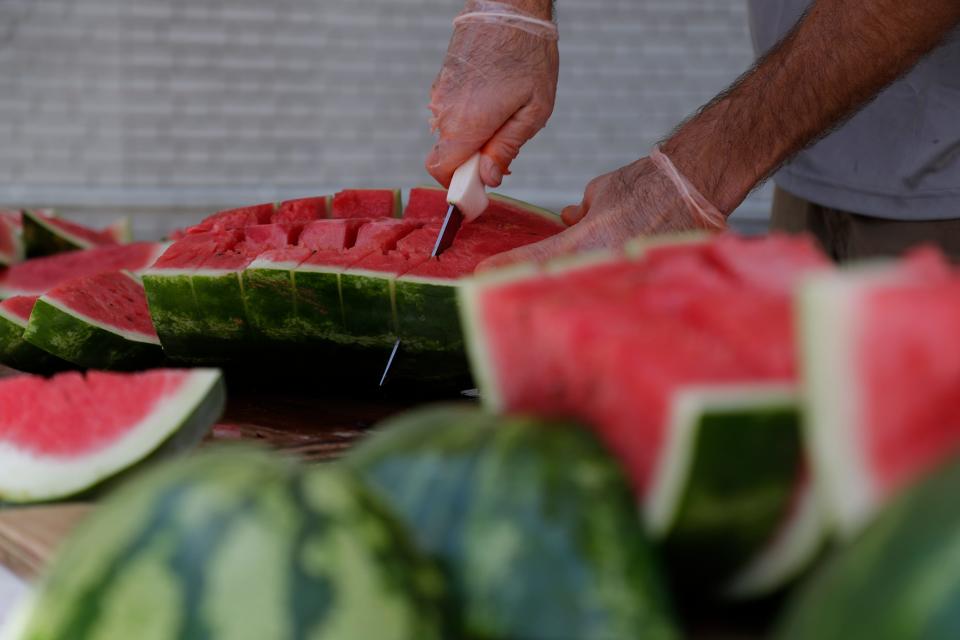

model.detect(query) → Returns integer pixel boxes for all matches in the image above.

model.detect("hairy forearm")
[661,0,960,215]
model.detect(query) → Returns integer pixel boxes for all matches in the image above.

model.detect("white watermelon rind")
[800,267,893,539]
[0,369,225,503]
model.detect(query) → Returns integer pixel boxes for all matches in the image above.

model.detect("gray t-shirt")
[748,1,960,220]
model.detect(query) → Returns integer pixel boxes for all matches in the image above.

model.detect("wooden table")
[0,365,460,580]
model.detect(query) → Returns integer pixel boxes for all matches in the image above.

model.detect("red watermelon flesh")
[0,210,23,265]
[803,250,960,535]
[45,272,158,339]
[331,189,398,219]
[298,219,365,252]
[469,234,828,494]
[403,186,563,238]
[301,219,422,270]
[187,203,276,235]
[403,187,448,222]
[0,368,224,502]
[273,196,329,225]
[0,242,165,298]
[0,295,37,322]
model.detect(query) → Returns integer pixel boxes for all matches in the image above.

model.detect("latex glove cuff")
[454,1,559,40]
[650,147,726,231]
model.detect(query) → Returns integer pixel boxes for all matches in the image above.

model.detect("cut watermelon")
[0,242,165,299]
[331,188,402,219]
[0,368,224,503]
[273,195,330,224]
[800,249,960,537]
[0,210,24,267]
[143,189,563,381]
[24,271,163,371]
[459,234,830,593]
[21,209,130,258]
[0,296,71,374]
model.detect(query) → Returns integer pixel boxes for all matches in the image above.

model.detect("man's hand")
[481,0,960,270]
[426,1,558,189]
[478,154,725,270]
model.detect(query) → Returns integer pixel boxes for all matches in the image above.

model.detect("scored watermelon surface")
[0,242,165,299]
[0,368,225,503]
[801,249,960,537]
[459,234,830,593]
[144,187,564,380]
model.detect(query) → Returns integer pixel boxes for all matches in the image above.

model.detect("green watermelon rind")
[288,264,348,343]
[142,269,208,359]
[799,268,881,539]
[0,304,72,374]
[337,269,399,349]
[346,404,681,640]
[24,287,164,372]
[190,268,253,357]
[0,369,225,503]
[774,457,960,640]
[242,261,303,343]
[647,384,823,597]
[10,447,450,639]
[21,209,130,258]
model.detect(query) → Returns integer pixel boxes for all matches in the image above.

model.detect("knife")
[431,152,490,257]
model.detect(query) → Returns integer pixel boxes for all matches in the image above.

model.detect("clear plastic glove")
[426,0,559,189]
[478,148,727,270]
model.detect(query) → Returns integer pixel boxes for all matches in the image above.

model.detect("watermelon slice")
[24,271,163,371]
[144,188,563,381]
[0,368,225,503]
[0,242,165,299]
[0,210,24,267]
[0,296,71,374]
[21,210,130,258]
[459,234,830,594]
[800,249,960,537]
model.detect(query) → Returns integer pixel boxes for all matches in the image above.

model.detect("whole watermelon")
[7,447,449,640]
[776,457,960,639]
[344,404,680,640]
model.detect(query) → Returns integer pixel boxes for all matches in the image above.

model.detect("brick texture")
[0,0,770,238]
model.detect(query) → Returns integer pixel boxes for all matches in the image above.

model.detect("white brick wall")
[0,0,770,238]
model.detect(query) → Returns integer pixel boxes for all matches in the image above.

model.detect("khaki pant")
[769,187,960,262]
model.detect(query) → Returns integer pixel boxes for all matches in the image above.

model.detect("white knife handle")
[447,153,489,222]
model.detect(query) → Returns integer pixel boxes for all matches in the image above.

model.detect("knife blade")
[431,204,464,258]
[430,152,489,257]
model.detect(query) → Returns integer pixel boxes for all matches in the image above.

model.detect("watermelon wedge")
[0,242,165,299]
[0,296,71,374]
[0,210,24,267]
[21,209,130,258]
[800,249,960,537]
[144,188,563,382]
[459,234,830,594]
[0,368,225,503]
[24,271,163,371]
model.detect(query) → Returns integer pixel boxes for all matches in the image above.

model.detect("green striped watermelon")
[4,448,449,640]
[345,404,680,639]
[0,210,24,267]
[0,296,71,374]
[775,456,960,639]
[458,234,830,595]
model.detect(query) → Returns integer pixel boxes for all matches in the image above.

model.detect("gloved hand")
[478,148,728,270]
[426,0,559,189]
